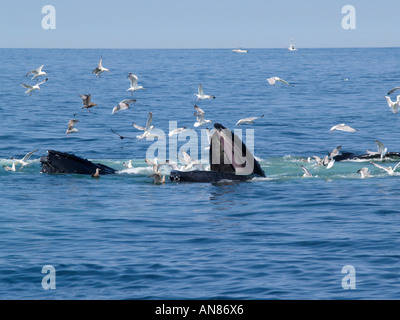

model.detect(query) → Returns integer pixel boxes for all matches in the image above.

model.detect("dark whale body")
[334,152,400,161]
[40,150,116,175]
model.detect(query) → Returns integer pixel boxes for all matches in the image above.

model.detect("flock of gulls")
[5,52,400,183]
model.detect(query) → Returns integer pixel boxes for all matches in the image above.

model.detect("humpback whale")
[169,123,266,182]
[333,152,400,162]
[40,150,116,175]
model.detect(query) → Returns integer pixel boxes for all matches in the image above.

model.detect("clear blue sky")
[0,0,399,48]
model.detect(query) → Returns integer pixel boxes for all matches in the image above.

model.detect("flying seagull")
[329,145,342,160]
[330,123,358,133]
[11,149,39,169]
[112,99,136,114]
[92,57,110,77]
[236,115,264,126]
[111,128,135,140]
[21,78,48,96]
[133,112,163,140]
[357,167,370,179]
[267,77,294,87]
[195,84,215,101]
[371,161,400,176]
[127,73,144,95]
[387,87,400,95]
[66,119,79,137]
[80,94,98,112]
[384,96,400,114]
[194,105,212,127]
[168,127,188,137]
[25,65,47,81]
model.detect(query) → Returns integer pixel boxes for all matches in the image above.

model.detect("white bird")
[123,160,133,169]
[267,77,293,87]
[92,57,110,77]
[357,167,370,179]
[127,73,144,95]
[25,65,47,81]
[168,127,188,137]
[326,159,335,169]
[301,165,312,177]
[329,145,342,160]
[384,96,400,114]
[66,119,79,137]
[330,123,358,133]
[133,112,162,140]
[367,140,387,160]
[194,84,215,101]
[12,149,39,169]
[371,161,400,176]
[194,105,212,127]
[21,78,48,96]
[179,151,204,171]
[387,87,400,95]
[3,163,16,172]
[236,115,264,126]
[112,99,136,114]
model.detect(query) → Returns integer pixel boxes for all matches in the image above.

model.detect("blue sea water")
[1,47,400,299]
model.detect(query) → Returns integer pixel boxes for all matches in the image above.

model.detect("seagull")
[236,115,264,126]
[330,123,358,133]
[112,99,136,114]
[371,161,400,176]
[301,165,312,177]
[149,172,166,185]
[123,160,133,169]
[11,149,39,169]
[25,65,47,81]
[387,87,400,95]
[111,128,135,140]
[367,140,387,160]
[3,163,16,172]
[329,145,342,160]
[384,96,400,114]
[66,119,79,137]
[194,105,212,127]
[326,159,335,169]
[92,57,110,77]
[194,84,215,101]
[178,151,204,171]
[357,167,370,179]
[133,112,162,140]
[91,168,100,178]
[127,73,144,95]
[267,77,294,87]
[80,94,98,112]
[169,127,188,137]
[21,78,48,96]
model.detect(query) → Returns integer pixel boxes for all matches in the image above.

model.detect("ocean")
[1,47,400,299]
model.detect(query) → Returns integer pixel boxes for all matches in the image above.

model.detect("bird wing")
[394,161,400,171]
[277,78,291,86]
[371,162,389,173]
[375,140,385,153]
[145,158,154,166]
[267,77,276,85]
[133,123,146,131]
[38,78,48,86]
[98,57,103,68]
[128,73,138,87]
[80,94,89,105]
[121,99,136,106]
[198,84,204,96]
[21,149,39,162]
[21,83,33,89]
[145,112,153,131]
[194,105,204,114]
[36,65,44,73]
[67,119,78,130]
[301,166,311,176]
[388,87,400,95]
